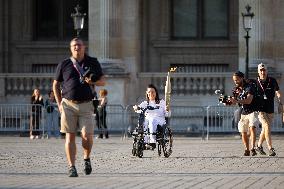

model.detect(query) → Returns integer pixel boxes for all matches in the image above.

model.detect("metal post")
[242,4,254,79]
[76,30,80,38]
[206,106,210,141]
[245,31,250,79]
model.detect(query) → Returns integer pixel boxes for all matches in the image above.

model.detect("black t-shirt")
[255,77,279,113]
[55,55,104,101]
[233,80,257,115]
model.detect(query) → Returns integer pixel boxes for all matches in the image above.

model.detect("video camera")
[215,90,232,105]
[80,68,97,84]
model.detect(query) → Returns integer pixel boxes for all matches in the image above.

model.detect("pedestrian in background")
[53,37,105,177]
[30,88,44,139]
[97,89,109,139]
[45,90,60,138]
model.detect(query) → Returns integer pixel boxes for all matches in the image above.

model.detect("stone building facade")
[0,0,283,106]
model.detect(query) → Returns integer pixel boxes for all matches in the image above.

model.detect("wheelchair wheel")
[132,141,137,156]
[157,143,162,156]
[136,140,144,158]
[162,126,173,158]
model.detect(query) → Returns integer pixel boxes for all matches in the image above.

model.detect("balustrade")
[0,72,233,103]
[138,72,232,96]
[0,73,54,97]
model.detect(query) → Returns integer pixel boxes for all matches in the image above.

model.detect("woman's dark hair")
[146,84,160,104]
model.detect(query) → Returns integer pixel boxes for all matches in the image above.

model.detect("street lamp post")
[71,4,86,37]
[242,5,254,79]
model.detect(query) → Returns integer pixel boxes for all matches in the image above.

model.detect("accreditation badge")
[263,94,267,100]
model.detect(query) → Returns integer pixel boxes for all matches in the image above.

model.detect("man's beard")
[236,81,243,88]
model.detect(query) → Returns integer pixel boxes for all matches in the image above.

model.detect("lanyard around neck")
[70,57,84,77]
[257,77,270,93]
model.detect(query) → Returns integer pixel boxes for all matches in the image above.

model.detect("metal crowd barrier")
[206,106,239,140]
[170,106,205,135]
[0,104,45,134]
[105,104,126,133]
[206,105,284,139]
[0,104,283,139]
[124,104,137,134]
[206,106,238,132]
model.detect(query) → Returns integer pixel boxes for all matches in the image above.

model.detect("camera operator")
[227,71,258,156]
[53,38,105,177]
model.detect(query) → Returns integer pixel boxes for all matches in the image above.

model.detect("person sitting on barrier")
[133,84,170,149]
[227,71,258,156]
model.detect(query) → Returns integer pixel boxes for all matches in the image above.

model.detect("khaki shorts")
[60,98,95,134]
[258,112,274,129]
[238,112,258,133]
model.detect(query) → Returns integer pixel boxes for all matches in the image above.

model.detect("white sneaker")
[35,135,39,139]
[30,135,35,140]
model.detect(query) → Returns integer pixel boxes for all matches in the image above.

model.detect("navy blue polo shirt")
[255,77,279,113]
[55,55,104,101]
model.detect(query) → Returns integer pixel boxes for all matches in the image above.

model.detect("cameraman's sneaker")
[269,148,276,156]
[84,159,92,175]
[68,166,78,177]
[251,148,257,156]
[255,146,266,155]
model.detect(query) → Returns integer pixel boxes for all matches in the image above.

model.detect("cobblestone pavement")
[0,135,284,189]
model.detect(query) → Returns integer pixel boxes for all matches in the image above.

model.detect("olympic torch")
[165,67,177,111]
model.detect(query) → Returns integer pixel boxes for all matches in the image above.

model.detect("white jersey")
[138,99,169,125]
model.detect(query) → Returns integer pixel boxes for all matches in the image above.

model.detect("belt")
[68,100,91,104]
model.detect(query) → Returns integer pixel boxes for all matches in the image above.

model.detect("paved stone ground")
[0,135,284,189]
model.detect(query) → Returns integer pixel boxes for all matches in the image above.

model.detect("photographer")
[53,38,105,177]
[225,71,258,156]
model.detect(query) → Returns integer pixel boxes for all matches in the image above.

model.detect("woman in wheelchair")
[133,84,170,150]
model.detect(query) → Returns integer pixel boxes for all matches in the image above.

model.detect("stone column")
[89,0,124,73]
[22,0,33,41]
[252,0,275,68]
[160,0,170,40]
[89,0,135,106]
[0,0,3,73]
[0,0,9,73]
[239,0,275,73]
